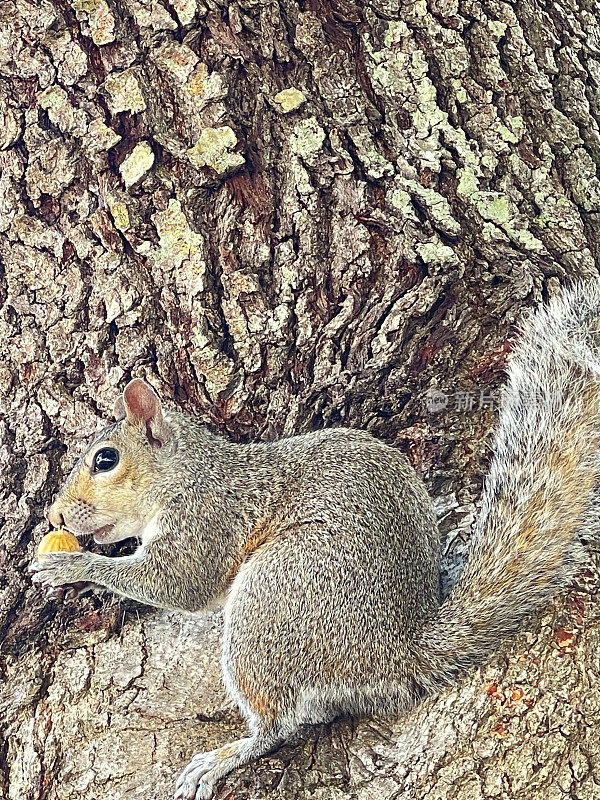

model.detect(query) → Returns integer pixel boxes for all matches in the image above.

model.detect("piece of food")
[37,529,81,556]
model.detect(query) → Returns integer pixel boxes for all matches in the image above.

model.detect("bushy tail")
[414,281,600,691]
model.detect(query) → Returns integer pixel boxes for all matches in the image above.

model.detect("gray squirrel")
[30,281,600,800]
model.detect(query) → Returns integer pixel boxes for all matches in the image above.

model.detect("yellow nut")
[37,529,81,556]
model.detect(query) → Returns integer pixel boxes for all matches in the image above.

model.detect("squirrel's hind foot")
[174,747,227,800]
[174,731,281,800]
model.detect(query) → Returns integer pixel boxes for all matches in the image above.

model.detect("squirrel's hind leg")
[174,723,284,800]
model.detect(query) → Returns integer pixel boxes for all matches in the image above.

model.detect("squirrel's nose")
[46,503,65,528]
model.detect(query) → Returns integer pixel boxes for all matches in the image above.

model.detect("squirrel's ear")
[113,395,126,420]
[122,379,165,446]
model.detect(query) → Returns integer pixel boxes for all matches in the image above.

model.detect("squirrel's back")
[246,427,441,630]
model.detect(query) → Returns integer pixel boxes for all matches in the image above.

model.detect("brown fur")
[242,517,279,559]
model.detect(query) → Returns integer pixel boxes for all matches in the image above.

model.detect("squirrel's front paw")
[29,551,91,588]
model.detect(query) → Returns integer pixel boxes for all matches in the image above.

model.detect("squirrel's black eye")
[93,447,120,473]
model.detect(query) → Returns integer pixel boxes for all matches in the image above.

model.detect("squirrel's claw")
[29,551,88,588]
[42,582,95,601]
[175,750,219,800]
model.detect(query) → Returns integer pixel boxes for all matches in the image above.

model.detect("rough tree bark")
[2,0,600,798]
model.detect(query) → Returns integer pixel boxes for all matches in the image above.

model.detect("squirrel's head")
[47,379,168,544]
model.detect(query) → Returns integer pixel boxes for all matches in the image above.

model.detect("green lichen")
[498,116,524,144]
[412,53,448,135]
[274,88,306,113]
[475,192,544,251]
[382,20,410,48]
[109,202,130,231]
[151,199,207,302]
[481,222,508,242]
[188,126,245,174]
[38,85,67,111]
[509,227,544,252]
[172,0,197,25]
[481,153,498,171]
[290,161,314,196]
[290,117,326,157]
[497,125,518,144]
[388,188,414,213]
[119,141,155,188]
[348,126,392,180]
[457,167,479,197]
[488,20,508,38]
[476,193,511,224]
[455,87,468,103]
[416,241,460,267]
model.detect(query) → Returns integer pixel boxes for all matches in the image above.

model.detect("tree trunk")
[2,0,600,798]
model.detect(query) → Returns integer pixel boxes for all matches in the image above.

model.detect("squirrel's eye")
[93,447,120,473]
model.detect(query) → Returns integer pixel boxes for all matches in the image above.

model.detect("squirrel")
[30,280,600,800]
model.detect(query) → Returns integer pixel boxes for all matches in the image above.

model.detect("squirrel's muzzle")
[46,502,65,529]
